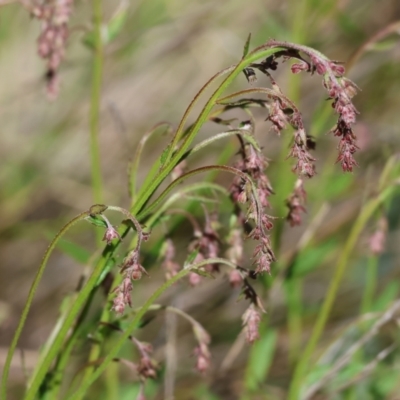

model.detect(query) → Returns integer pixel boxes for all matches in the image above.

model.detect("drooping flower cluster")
[264,40,360,172]
[192,322,211,373]
[230,132,273,209]
[30,0,73,99]
[99,322,157,396]
[98,210,150,315]
[112,249,148,314]
[230,136,276,275]
[241,279,265,343]
[133,339,158,380]
[267,74,317,177]
[242,304,261,343]
[243,58,317,177]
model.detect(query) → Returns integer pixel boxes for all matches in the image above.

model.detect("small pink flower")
[102,226,121,245]
[291,60,310,74]
[134,340,158,380]
[193,325,211,373]
[112,292,126,315]
[329,61,345,76]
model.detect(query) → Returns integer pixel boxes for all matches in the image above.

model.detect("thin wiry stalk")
[137,165,257,220]
[89,0,104,243]
[131,47,286,217]
[1,210,91,400]
[67,258,238,399]
[129,122,173,203]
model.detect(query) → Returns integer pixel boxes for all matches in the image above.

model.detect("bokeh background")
[1,0,400,399]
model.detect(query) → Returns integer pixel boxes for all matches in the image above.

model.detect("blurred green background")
[1,0,400,399]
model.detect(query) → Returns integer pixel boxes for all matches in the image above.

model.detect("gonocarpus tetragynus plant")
[2,36,361,400]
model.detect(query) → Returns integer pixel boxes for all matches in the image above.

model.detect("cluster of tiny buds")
[112,249,148,314]
[242,304,261,343]
[244,65,317,178]
[99,214,150,314]
[268,100,316,177]
[113,338,156,399]
[193,324,211,373]
[269,41,360,172]
[133,339,157,380]
[241,281,265,343]
[230,140,276,275]
[30,0,73,99]
[102,226,121,244]
[249,42,360,176]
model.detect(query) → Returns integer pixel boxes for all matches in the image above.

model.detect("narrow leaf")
[243,33,252,58]
[86,215,107,228]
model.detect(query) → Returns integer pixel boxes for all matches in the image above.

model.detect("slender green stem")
[1,211,90,400]
[75,183,227,394]
[137,164,254,220]
[288,185,397,400]
[361,255,378,314]
[67,258,235,399]
[73,206,146,400]
[45,290,97,400]
[23,252,112,400]
[189,129,261,154]
[90,0,104,241]
[129,122,173,203]
[161,66,236,166]
[131,47,285,216]
[73,303,111,400]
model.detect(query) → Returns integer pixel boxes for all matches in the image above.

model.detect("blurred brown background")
[1,0,400,398]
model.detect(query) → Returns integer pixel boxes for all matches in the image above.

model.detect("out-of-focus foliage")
[1,0,400,399]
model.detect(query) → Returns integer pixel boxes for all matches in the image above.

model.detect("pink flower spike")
[242,304,261,343]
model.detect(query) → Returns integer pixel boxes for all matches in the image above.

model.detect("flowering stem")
[89,0,104,241]
[131,47,285,216]
[0,210,91,400]
[129,122,173,203]
[67,258,236,399]
[137,165,257,221]
[288,184,398,399]
[23,251,113,400]
[106,206,145,249]
[75,184,227,393]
